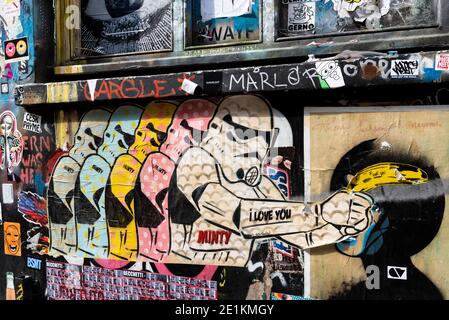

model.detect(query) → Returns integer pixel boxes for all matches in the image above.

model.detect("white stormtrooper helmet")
[69,109,112,165]
[98,105,143,166]
[201,95,274,187]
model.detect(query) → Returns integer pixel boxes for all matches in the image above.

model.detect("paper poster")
[2,183,14,204]
[287,1,316,32]
[305,106,449,299]
[200,0,253,21]
[22,112,42,133]
[186,0,261,47]
[435,53,449,71]
[4,222,21,256]
[80,0,173,57]
[46,261,218,300]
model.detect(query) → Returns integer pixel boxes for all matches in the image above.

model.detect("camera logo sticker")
[3,37,29,63]
[387,266,407,280]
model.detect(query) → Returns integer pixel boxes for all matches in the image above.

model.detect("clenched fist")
[315,190,374,238]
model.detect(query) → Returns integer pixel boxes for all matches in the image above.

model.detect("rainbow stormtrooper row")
[48,96,374,267]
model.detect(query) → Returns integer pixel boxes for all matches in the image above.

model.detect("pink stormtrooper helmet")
[159,99,217,162]
[137,99,217,262]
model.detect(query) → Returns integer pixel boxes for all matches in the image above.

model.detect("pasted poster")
[305,106,449,300]
[0,0,35,101]
[276,0,437,39]
[46,261,217,300]
[4,222,21,256]
[47,96,372,268]
[80,0,173,57]
[185,0,262,48]
[0,111,23,181]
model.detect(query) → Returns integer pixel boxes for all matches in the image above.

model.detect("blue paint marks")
[423,68,442,82]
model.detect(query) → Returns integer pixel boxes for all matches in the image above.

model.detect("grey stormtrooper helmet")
[201,95,276,187]
[69,109,112,165]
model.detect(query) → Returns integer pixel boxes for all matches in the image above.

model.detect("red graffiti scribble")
[2,64,13,80]
[83,79,177,101]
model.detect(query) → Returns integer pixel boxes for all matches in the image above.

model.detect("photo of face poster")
[80,0,173,57]
[304,106,449,300]
[4,222,21,257]
[185,0,262,48]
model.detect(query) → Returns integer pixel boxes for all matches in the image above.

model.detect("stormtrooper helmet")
[69,109,112,165]
[98,104,143,166]
[129,101,178,163]
[160,99,217,162]
[201,95,274,187]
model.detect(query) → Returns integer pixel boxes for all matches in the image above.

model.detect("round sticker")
[5,42,16,58]
[16,40,27,56]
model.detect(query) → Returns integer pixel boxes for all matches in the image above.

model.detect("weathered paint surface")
[16,51,449,106]
[4,0,449,302]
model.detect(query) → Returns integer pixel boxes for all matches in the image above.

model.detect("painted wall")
[32,88,449,300]
[0,0,50,300]
[2,0,449,302]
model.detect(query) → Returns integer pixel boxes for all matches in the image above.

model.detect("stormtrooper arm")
[193,183,373,248]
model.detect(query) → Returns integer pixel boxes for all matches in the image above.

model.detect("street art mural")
[80,0,173,57]
[47,95,375,268]
[186,0,262,47]
[277,0,437,39]
[330,139,444,299]
[306,107,449,300]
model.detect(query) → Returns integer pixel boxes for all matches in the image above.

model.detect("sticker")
[3,37,29,63]
[1,83,9,95]
[204,72,223,95]
[435,53,449,71]
[4,222,21,256]
[181,79,199,95]
[2,184,14,204]
[22,112,42,133]
[390,59,420,79]
[288,1,316,32]
[26,256,43,271]
[387,266,407,280]
[315,60,345,88]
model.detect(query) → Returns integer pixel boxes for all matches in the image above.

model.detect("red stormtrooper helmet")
[159,99,217,162]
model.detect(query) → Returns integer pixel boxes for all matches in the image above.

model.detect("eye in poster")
[80,0,173,57]
[185,0,262,48]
